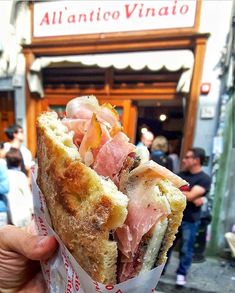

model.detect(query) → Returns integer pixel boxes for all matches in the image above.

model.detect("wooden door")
[0,91,15,142]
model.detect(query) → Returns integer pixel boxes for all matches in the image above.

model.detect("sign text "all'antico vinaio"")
[34,0,197,37]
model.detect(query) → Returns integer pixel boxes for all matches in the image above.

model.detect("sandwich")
[36,95,187,284]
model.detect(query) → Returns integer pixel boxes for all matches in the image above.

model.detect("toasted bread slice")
[36,112,128,284]
[117,163,186,279]
[156,180,186,265]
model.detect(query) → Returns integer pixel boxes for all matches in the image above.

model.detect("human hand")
[0,224,58,293]
[193,197,206,207]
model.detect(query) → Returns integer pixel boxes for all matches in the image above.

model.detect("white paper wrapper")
[32,173,164,293]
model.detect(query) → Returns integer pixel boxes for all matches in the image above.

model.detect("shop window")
[43,65,185,92]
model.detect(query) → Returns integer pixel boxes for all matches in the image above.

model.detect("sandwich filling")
[61,96,187,282]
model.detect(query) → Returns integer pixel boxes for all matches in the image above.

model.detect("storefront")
[23,0,209,157]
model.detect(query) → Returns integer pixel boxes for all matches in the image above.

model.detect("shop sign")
[33,0,197,37]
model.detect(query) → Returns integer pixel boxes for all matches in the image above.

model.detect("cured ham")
[129,160,187,188]
[79,114,102,165]
[62,118,89,147]
[66,95,99,119]
[115,176,171,257]
[62,96,136,186]
[116,161,187,255]
[96,103,122,136]
[115,161,187,281]
[93,132,136,180]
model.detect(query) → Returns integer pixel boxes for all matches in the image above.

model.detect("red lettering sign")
[34,1,197,37]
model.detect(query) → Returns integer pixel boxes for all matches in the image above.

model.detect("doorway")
[135,98,185,156]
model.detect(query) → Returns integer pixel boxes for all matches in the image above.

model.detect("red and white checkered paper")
[32,173,164,293]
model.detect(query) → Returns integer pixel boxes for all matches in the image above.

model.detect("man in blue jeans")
[164,148,211,286]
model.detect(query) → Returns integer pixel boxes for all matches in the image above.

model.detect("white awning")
[28,50,194,97]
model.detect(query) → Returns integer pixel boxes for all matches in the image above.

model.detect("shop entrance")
[135,98,185,156]
[40,53,189,150]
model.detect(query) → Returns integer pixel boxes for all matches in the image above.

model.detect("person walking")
[165,147,211,287]
[150,136,173,171]
[5,148,33,227]
[168,142,180,174]
[0,142,9,226]
[136,130,154,162]
[4,124,34,176]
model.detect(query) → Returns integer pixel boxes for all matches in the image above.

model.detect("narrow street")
[156,253,235,293]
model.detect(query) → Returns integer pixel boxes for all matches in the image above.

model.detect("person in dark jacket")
[150,136,173,171]
[163,147,211,287]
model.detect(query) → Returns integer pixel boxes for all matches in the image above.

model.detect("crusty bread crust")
[36,112,128,284]
[120,164,186,270]
[155,180,186,265]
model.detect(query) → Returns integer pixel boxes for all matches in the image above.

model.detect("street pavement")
[155,252,235,293]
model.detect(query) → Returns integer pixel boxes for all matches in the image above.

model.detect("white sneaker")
[176,274,186,286]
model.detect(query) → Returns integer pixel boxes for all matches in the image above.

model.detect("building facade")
[24,0,208,160]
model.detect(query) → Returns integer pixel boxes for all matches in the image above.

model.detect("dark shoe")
[192,254,206,263]
[230,259,235,268]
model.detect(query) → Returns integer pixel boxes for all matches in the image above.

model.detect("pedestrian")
[164,147,211,287]
[0,142,9,227]
[168,142,180,174]
[4,124,34,176]
[5,148,33,227]
[136,130,154,161]
[192,195,212,263]
[150,136,173,171]
[0,224,58,292]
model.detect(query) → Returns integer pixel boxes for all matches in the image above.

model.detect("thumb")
[0,225,58,260]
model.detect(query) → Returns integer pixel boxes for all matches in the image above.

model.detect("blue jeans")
[176,220,200,276]
[164,220,200,276]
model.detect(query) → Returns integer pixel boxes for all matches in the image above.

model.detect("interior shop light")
[159,114,167,122]
[141,127,148,134]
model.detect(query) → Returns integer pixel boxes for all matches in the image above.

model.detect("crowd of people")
[136,130,180,172]
[0,124,34,228]
[137,130,212,287]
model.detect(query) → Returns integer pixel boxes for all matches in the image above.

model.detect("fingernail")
[37,236,48,247]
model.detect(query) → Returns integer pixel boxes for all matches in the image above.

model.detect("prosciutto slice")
[129,160,188,188]
[115,161,188,281]
[93,132,136,180]
[115,183,170,258]
[63,97,125,168]
[96,103,122,136]
[66,95,99,119]
[79,114,102,165]
[62,118,90,147]
[78,115,112,166]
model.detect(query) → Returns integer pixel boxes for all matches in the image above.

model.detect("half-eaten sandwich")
[36,95,187,284]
